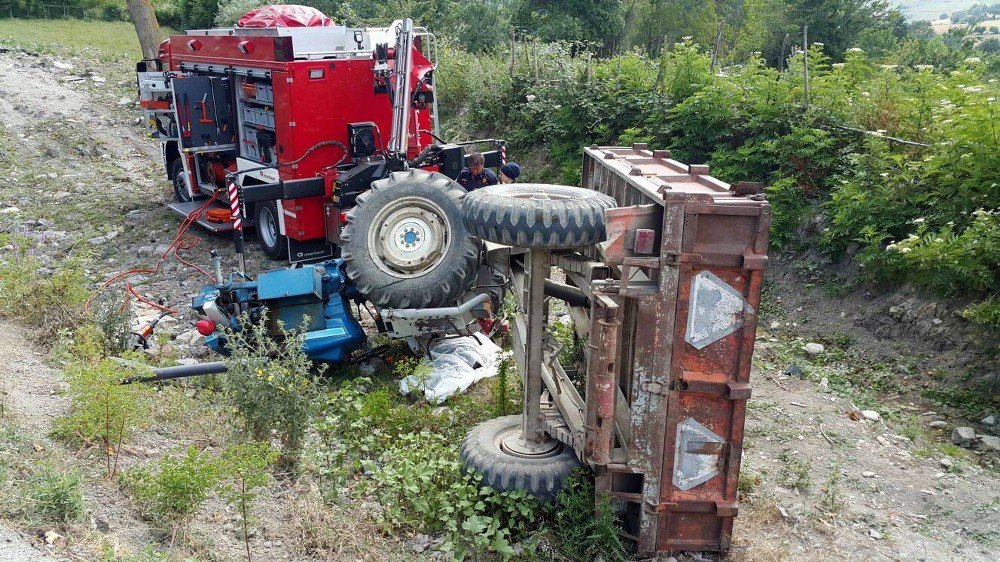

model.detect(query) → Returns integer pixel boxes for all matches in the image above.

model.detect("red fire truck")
[137,7,502,288]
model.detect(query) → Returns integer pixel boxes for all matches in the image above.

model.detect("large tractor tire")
[340,170,478,309]
[463,184,617,249]
[460,415,580,501]
[254,200,288,260]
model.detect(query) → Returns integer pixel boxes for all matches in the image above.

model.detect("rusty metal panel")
[582,145,770,556]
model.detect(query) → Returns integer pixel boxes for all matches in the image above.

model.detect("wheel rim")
[259,206,279,248]
[493,424,564,459]
[367,196,451,278]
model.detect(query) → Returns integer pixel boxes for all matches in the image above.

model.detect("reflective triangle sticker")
[673,417,726,491]
[685,271,752,350]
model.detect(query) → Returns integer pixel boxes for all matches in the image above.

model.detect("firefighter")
[499,162,521,184]
[457,152,498,191]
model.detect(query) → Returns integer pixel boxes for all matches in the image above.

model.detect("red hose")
[85,192,222,313]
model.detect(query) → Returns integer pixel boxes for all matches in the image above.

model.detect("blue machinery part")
[192,258,366,363]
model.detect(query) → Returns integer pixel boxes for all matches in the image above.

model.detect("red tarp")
[237,5,334,28]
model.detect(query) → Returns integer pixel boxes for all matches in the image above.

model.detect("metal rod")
[121,361,228,385]
[522,248,549,442]
[390,18,414,155]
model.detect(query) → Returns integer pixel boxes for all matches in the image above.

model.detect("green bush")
[309,378,538,558]
[361,432,540,558]
[123,446,222,541]
[55,358,150,479]
[220,441,279,562]
[221,317,325,470]
[0,243,89,339]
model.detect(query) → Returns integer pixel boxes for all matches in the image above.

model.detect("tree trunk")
[125,0,163,63]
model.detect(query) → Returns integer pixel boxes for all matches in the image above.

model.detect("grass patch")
[551,471,629,561]
[921,382,998,419]
[27,462,85,526]
[0,239,90,339]
[0,18,146,56]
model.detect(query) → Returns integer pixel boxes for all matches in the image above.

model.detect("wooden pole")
[125,0,163,63]
[533,39,539,81]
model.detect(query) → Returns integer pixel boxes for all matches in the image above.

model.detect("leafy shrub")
[55,358,149,479]
[308,378,454,496]
[764,177,812,248]
[27,463,84,526]
[88,293,136,357]
[310,379,539,558]
[961,297,1000,328]
[878,210,1000,295]
[550,319,582,367]
[222,317,325,470]
[123,446,222,542]
[214,0,273,27]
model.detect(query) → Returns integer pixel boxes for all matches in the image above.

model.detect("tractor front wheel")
[254,201,288,260]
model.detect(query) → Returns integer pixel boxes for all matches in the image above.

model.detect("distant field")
[0,18,159,56]
[895,0,978,21]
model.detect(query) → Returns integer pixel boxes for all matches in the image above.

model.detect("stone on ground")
[951,426,976,447]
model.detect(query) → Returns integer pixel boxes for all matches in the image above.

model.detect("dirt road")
[0,45,998,561]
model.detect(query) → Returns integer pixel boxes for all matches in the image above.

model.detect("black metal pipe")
[121,361,228,385]
[544,279,589,308]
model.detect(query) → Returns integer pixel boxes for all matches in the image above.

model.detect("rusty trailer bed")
[578,144,771,555]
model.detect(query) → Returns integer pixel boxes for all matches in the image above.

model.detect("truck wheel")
[254,201,288,260]
[340,170,478,308]
[463,184,617,249]
[460,415,580,501]
[170,159,192,203]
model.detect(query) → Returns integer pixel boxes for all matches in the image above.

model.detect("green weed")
[27,462,85,526]
[122,446,223,545]
[551,471,629,562]
[220,442,279,562]
[777,450,812,492]
[491,354,519,417]
[0,244,90,340]
[738,471,761,500]
[817,469,845,514]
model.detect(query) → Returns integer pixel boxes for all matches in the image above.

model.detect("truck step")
[166,200,242,233]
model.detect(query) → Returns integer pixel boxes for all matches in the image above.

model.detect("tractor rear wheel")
[254,201,288,260]
[340,170,478,309]
[462,184,617,249]
[460,415,580,500]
